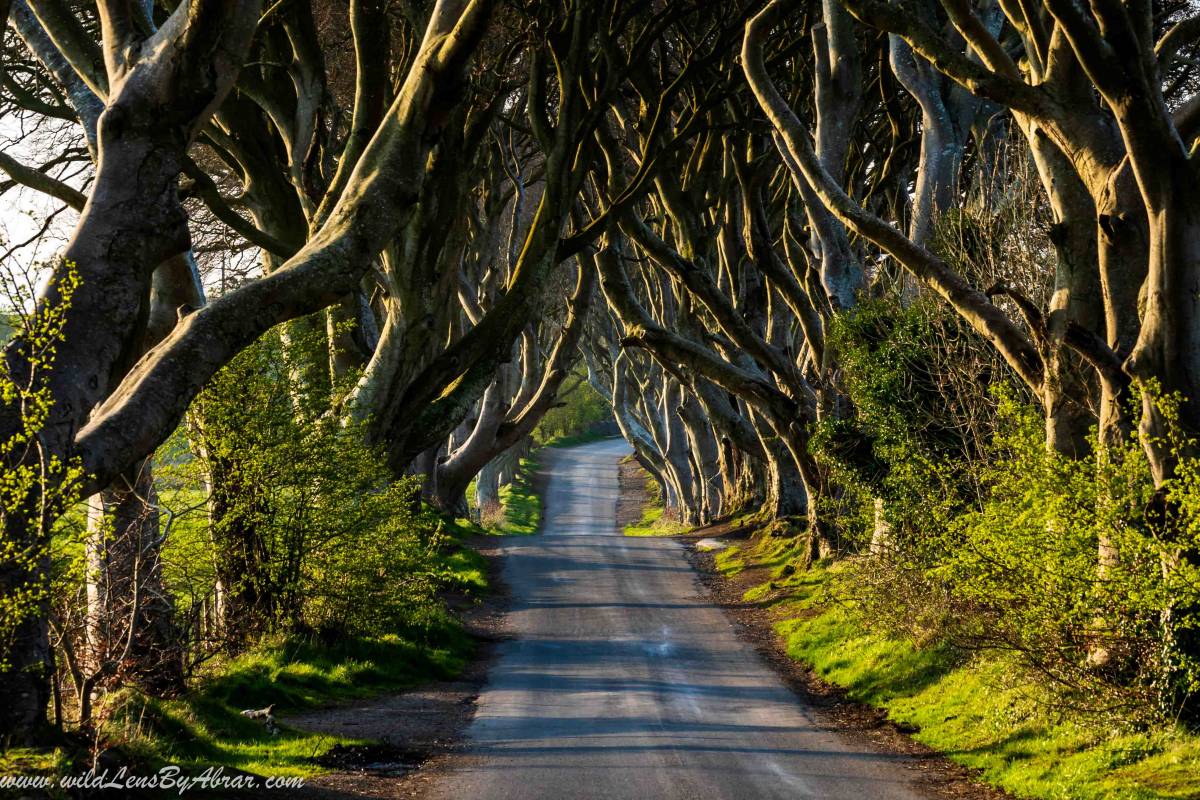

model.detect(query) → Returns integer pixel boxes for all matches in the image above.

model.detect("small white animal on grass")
[241,704,280,735]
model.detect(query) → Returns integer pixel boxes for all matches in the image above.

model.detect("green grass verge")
[721,538,1200,800]
[623,505,692,537]
[431,528,490,591]
[622,463,691,537]
[486,455,542,535]
[102,632,471,780]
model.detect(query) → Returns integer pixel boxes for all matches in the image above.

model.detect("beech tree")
[1,0,496,742]
[744,0,1200,710]
[0,0,751,743]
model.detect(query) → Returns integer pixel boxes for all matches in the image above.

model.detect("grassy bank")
[622,465,691,537]
[2,526,489,795]
[0,636,473,796]
[713,536,1200,800]
[109,632,471,779]
[484,454,543,536]
[0,634,472,797]
[623,505,692,537]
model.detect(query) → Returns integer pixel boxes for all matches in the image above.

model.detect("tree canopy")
[4,0,1200,754]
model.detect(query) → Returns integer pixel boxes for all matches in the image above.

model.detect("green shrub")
[816,295,1015,556]
[183,323,466,641]
[816,295,1200,724]
[533,368,612,445]
[1,264,84,672]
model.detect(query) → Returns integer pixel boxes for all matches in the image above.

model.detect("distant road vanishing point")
[424,438,933,800]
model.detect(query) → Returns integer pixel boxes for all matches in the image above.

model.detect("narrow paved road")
[426,438,930,800]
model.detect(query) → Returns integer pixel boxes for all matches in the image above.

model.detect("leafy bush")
[1,264,84,671]
[184,322,464,642]
[816,294,1016,556]
[304,511,467,640]
[817,293,1200,723]
[533,367,612,445]
[939,394,1170,718]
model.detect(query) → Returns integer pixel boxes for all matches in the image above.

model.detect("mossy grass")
[723,534,1200,800]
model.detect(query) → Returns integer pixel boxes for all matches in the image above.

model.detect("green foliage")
[0,263,84,671]
[815,291,1200,724]
[533,368,612,446]
[938,393,1179,716]
[815,295,1013,554]
[184,322,477,640]
[304,512,479,639]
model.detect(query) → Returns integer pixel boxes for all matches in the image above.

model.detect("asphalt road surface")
[425,437,930,800]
